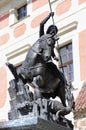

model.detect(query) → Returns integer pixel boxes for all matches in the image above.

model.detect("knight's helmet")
[46,25,58,36]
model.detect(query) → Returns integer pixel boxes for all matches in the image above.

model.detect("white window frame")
[9,0,31,26]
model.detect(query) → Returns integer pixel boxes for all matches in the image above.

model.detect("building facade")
[0,0,86,129]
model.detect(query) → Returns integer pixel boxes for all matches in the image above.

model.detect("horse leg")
[56,82,66,107]
[56,84,74,119]
[32,75,44,100]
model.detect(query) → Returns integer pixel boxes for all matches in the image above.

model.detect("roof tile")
[75,82,86,111]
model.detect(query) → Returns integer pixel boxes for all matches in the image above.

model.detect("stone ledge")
[0,116,72,130]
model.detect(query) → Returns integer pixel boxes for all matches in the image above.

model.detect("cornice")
[58,21,78,36]
[6,44,30,61]
[0,0,11,7]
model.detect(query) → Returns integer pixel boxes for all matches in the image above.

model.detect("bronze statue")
[6,12,74,129]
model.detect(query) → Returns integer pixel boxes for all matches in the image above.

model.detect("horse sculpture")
[6,34,74,126]
[19,33,74,111]
[19,34,65,101]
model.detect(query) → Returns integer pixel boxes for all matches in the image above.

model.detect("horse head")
[38,34,55,62]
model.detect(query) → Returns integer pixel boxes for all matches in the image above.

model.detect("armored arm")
[39,12,54,37]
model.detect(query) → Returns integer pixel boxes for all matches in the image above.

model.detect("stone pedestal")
[0,117,72,130]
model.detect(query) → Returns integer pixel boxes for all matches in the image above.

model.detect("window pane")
[61,55,67,64]
[63,67,68,80]
[69,63,73,71]
[17,5,27,20]
[68,63,74,81]
[59,43,73,82]
[60,47,66,56]
[67,44,73,61]
[68,44,72,51]
[68,53,72,61]
[60,47,67,64]
[70,72,74,81]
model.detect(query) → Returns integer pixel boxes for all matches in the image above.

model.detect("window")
[17,4,27,20]
[59,43,74,82]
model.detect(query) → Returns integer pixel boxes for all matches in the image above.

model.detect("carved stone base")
[0,117,72,130]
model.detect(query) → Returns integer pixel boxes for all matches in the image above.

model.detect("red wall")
[0,67,7,108]
[32,0,48,11]
[79,29,86,80]
[0,0,73,41]
[14,23,26,38]
[0,33,9,45]
[0,12,9,30]
[55,0,71,16]
[31,11,49,28]
[78,0,86,4]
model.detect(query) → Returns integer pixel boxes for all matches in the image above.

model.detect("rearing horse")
[7,34,74,119]
[19,34,69,106]
[20,34,56,82]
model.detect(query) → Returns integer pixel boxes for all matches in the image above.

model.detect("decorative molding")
[0,0,10,7]
[51,0,64,4]
[58,21,78,36]
[6,44,30,61]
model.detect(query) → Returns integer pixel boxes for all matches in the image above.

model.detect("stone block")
[0,117,72,130]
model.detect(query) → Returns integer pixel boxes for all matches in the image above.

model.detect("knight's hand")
[49,12,54,17]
